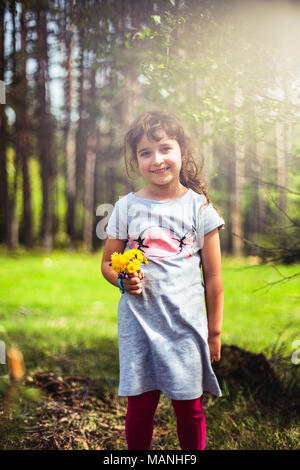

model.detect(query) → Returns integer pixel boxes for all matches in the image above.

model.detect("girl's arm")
[200,228,224,362]
[101,237,127,288]
[101,237,143,295]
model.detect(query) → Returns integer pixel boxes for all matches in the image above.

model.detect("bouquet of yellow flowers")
[109,249,148,293]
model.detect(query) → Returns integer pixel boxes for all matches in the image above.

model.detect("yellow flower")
[123,249,148,267]
[110,249,148,276]
[111,252,125,273]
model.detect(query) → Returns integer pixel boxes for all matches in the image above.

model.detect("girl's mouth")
[151,167,170,174]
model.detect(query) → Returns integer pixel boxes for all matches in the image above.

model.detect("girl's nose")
[153,151,164,163]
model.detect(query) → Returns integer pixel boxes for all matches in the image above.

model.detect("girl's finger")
[127,274,139,282]
[131,285,142,295]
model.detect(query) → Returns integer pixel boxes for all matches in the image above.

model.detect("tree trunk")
[35,6,53,251]
[8,1,19,250]
[231,87,244,256]
[118,1,141,195]
[75,27,87,238]
[20,4,33,248]
[275,119,288,251]
[0,1,9,245]
[246,98,259,248]
[202,120,214,187]
[63,0,75,247]
[83,55,97,251]
[255,108,266,235]
[83,133,97,251]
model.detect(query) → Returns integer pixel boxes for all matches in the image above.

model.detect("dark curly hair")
[123,110,212,206]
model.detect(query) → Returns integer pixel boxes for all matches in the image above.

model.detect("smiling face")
[136,129,184,189]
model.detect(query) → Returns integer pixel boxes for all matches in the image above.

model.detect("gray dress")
[106,188,225,400]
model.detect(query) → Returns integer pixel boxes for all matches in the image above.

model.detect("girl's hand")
[208,333,221,363]
[122,271,143,295]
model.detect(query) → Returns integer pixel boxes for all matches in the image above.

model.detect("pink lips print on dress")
[129,226,195,261]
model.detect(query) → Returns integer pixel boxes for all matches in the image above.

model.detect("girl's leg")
[125,389,161,450]
[171,395,206,450]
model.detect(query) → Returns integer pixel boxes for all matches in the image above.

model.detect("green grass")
[0,249,299,450]
[221,255,300,354]
[0,249,120,384]
[0,250,298,364]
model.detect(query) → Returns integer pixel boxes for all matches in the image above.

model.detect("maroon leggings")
[125,390,206,450]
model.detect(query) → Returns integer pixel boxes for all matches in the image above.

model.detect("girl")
[101,110,225,450]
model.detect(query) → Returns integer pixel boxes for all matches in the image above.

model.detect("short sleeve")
[202,203,225,236]
[106,199,128,240]
[196,199,225,249]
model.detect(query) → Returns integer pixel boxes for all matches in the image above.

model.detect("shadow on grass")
[1,333,300,450]
[2,333,121,395]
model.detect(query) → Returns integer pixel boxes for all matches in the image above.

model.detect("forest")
[0,0,299,259]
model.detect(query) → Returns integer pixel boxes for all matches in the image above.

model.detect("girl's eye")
[140,147,171,157]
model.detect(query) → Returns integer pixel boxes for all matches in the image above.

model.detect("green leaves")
[151,15,161,25]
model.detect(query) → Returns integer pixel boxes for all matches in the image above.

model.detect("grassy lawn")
[221,255,300,354]
[0,249,120,383]
[0,249,299,450]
